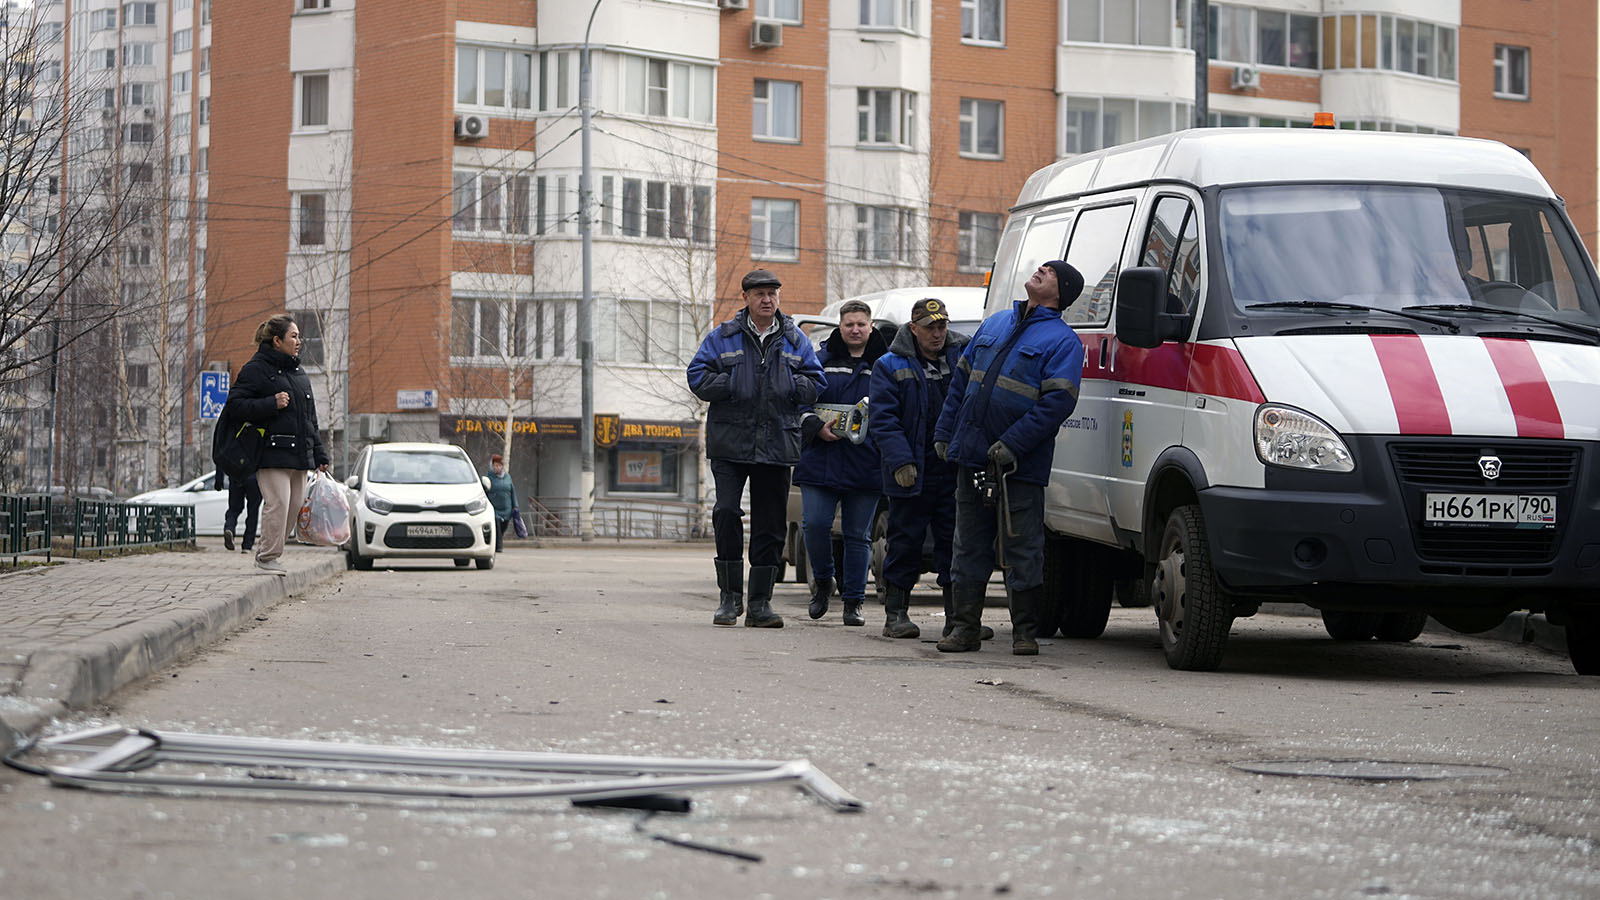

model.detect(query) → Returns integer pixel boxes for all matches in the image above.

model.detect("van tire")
[1116,575,1152,608]
[1152,505,1232,671]
[1040,537,1114,639]
[1374,611,1429,642]
[1321,610,1381,641]
[1564,610,1600,676]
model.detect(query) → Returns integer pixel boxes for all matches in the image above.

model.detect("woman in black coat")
[223,314,329,574]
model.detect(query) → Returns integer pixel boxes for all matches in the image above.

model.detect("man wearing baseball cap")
[687,268,825,628]
[933,259,1086,655]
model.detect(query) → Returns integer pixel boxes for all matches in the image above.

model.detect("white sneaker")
[255,559,287,575]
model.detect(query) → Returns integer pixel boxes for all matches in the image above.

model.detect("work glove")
[934,441,948,461]
[893,464,918,488]
[987,441,1017,467]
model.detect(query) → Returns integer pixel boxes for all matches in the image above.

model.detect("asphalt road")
[3,546,1596,899]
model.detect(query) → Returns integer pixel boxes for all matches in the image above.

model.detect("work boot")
[841,596,865,626]
[713,559,743,626]
[744,565,784,628]
[881,585,920,639]
[808,576,833,620]
[940,583,994,641]
[937,582,986,652]
[1010,585,1042,656]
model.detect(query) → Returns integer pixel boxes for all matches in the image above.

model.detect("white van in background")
[988,127,1600,673]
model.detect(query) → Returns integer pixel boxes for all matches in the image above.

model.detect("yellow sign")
[595,413,621,449]
[621,422,684,439]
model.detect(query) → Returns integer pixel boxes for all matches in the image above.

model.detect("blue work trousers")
[800,486,878,600]
[881,483,955,592]
[951,469,1045,592]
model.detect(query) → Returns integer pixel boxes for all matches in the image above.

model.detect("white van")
[986,127,1600,673]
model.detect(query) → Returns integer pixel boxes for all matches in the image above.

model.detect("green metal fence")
[1,494,53,564]
[72,500,195,556]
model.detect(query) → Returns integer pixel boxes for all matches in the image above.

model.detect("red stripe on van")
[1081,341,1264,403]
[1483,338,1564,439]
[1370,335,1452,434]
[1187,343,1266,403]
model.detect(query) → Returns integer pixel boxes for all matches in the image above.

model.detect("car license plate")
[1423,493,1556,527]
[406,524,454,538]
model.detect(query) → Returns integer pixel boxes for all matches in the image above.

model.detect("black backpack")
[212,411,266,481]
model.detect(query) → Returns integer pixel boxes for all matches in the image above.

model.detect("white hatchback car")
[126,471,228,536]
[343,442,496,571]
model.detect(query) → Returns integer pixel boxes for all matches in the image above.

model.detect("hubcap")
[1154,547,1187,644]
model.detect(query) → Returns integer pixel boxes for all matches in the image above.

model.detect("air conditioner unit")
[454,113,489,140]
[359,413,388,440]
[719,0,747,9]
[1231,65,1261,90]
[751,20,783,48]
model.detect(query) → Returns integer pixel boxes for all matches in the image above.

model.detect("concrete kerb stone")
[0,555,346,757]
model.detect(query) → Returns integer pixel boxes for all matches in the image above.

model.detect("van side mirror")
[1115,267,1192,349]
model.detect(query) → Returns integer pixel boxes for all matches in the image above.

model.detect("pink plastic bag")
[297,472,351,546]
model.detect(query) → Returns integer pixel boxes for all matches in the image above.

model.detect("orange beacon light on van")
[1312,112,1336,129]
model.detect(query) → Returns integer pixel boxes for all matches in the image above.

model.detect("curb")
[0,556,347,757]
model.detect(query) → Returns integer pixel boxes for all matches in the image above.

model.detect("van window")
[1140,195,1202,315]
[1064,203,1136,327]
[990,211,1073,312]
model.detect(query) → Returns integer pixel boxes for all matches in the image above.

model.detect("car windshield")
[367,450,477,485]
[1219,184,1600,329]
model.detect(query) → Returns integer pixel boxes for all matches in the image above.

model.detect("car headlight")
[364,492,394,514]
[465,498,487,515]
[1253,404,1355,473]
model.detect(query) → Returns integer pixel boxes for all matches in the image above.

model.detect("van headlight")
[465,498,487,515]
[364,492,394,514]
[1254,405,1354,472]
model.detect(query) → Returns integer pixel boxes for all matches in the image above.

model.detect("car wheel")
[348,537,373,571]
[454,558,470,568]
[1374,611,1429,642]
[1321,610,1381,641]
[1152,504,1233,671]
[475,556,495,570]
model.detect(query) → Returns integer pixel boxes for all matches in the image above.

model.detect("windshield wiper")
[1402,304,1600,341]
[1246,300,1459,332]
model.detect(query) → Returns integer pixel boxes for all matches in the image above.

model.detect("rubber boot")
[808,576,833,620]
[841,596,865,626]
[940,583,994,641]
[744,565,784,628]
[937,582,986,652]
[1010,585,1042,656]
[713,559,743,626]
[881,586,920,638]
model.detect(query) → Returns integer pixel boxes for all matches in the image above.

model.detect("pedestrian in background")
[868,297,991,641]
[214,470,262,554]
[224,314,330,575]
[794,299,886,626]
[687,268,825,628]
[934,261,1085,654]
[485,453,516,552]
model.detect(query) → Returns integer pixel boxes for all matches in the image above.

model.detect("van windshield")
[1219,185,1600,331]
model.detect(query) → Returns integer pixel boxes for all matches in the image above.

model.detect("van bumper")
[1195,437,1600,608]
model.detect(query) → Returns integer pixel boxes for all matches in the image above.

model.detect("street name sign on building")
[199,371,229,420]
[396,389,438,410]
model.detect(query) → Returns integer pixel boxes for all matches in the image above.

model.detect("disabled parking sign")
[199,371,228,421]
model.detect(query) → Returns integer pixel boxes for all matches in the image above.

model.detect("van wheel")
[1321,610,1381,641]
[1038,537,1068,638]
[1116,575,1152,608]
[790,523,808,584]
[1039,537,1113,639]
[1374,611,1429,642]
[1565,610,1600,676]
[1152,505,1233,671]
[870,507,889,604]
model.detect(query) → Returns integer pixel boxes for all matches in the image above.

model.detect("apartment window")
[172,154,189,176]
[202,0,211,24]
[857,88,916,148]
[451,171,532,236]
[507,174,531,234]
[126,245,152,267]
[172,71,191,96]
[959,98,1002,158]
[455,45,535,110]
[91,8,117,30]
[1494,45,1529,99]
[89,49,115,70]
[122,83,156,106]
[452,297,531,359]
[198,148,208,172]
[961,0,1002,44]
[1252,10,1319,69]
[198,97,210,124]
[176,0,192,8]
[124,123,154,144]
[41,23,63,45]
[860,0,917,32]
[40,61,62,83]
[600,176,615,235]
[623,55,714,124]
[289,312,325,366]
[198,47,210,73]
[957,211,1001,272]
[296,193,326,247]
[756,0,800,24]
[1324,13,1455,81]
[127,364,150,388]
[452,172,477,231]
[301,0,333,9]
[1064,96,1189,154]
[123,43,155,65]
[753,79,799,141]
[173,29,192,54]
[855,206,915,264]
[123,3,157,25]
[297,72,329,128]
[538,50,570,111]
[612,178,708,244]
[751,198,798,261]
[1067,0,1178,47]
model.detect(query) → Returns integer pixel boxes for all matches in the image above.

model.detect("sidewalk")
[0,542,346,755]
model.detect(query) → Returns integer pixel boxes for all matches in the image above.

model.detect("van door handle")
[1099,338,1110,371]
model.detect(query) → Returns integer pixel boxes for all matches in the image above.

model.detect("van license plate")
[406,525,453,538]
[1423,493,1556,527]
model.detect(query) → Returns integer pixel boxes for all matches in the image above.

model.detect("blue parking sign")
[199,371,229,421]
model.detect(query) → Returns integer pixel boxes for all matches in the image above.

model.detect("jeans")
[800,486,878,600]
[952,468,1045,592]
[224,476,262,550]
[710,460,790,568]
[882,483,956,592]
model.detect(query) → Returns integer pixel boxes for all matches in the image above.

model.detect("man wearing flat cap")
[687,268,825,628]
[933,259,1087,655]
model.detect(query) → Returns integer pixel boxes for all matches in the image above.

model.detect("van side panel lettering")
[1371,334,1454,435]
[1483,338,1565,439]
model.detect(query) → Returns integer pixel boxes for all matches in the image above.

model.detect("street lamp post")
[578,0,603,542]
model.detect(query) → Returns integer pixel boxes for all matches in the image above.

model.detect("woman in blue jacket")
[794,300,887,625]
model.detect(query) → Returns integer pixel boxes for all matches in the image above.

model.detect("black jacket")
[223,344,329,471]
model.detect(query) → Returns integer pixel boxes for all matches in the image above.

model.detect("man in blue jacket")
[687,269,826,628]
[933,260,1085,655]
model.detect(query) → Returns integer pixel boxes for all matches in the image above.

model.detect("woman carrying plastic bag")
[297,471,352,546]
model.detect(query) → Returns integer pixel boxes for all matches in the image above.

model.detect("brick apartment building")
[25,1,1593,516]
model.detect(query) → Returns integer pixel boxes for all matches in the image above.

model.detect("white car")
[343,442,496,571]
[126,471,229,536]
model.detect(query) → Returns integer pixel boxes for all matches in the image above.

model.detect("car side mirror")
[1115,267,1193,349]
[345,475,360,489]
[482,476,492,493]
